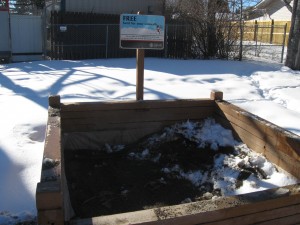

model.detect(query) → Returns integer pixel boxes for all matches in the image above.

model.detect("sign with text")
[120,14,165,50]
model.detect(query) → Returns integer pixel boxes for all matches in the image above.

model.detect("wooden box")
[36,91,300,225]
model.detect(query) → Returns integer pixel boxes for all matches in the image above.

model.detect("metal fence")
[46,23,194,60]
[241,22,288,63]
[46,12,288,63]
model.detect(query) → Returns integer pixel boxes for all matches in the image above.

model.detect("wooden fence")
[244,20,290,46]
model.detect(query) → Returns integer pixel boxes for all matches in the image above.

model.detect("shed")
[60,0,164,15]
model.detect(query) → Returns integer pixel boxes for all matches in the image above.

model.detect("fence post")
[270,19,274,44]
[254,20,258,57]
[106,25,109,58]
[51,11,55,59]
[238,20,244,61]
[164,24,168,58]
[136,48,144,101]
[8,9,12,62]
[254,20,258,42]
[281,23,287,63]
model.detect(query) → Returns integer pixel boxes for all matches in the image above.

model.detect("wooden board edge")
[60,98,214,112]
[215,101,300,160]
[69,184,300,225]
[37,103,65,225]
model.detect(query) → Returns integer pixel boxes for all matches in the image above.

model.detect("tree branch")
[282,0,293,12]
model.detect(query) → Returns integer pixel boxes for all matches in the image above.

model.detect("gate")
[10,14,43,62]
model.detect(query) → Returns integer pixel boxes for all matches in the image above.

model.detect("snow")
[129,119,298,197]
[0,58,300,224]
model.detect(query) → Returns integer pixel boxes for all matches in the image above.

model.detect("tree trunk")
[285,0,300,70]
[238,0,243,61]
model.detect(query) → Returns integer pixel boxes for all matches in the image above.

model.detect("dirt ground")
[64,133,236,219]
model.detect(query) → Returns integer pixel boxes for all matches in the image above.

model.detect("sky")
[0,57,300,224]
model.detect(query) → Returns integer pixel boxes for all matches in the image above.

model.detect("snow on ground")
[129,118,298,196]
[0,58,300,224]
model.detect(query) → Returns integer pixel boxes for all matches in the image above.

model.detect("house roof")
[254,0,293,9]
[255,0,272,9]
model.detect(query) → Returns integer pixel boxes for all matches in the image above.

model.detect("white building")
[248,0,293,21]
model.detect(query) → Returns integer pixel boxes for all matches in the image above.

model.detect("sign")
[60,25,67,32]
[120,14,165,50]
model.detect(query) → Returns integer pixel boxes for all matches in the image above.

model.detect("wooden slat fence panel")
[244,20,290,46]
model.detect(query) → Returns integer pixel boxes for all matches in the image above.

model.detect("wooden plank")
[255,214,300,225]
[37,107,65,225]
[60,99,214,112]
[217,109,299,167]
[44,115,61,160]
[60,123,76,221]
[37,209,65,225]
[215,111,300,179]
[216,102,273,139]
[61,105,214,120]
[69,185,300,225]
[62,106,213,125]
[205,204,300,225]
[215,101,300,160]
[36,181,62,210]
[41,113,62,182]
[61,107,214,133]
[215,101,300,165]
[61,163,75,221]
[276,132,300,161]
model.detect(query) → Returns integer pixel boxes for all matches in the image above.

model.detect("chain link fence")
[46,12,288,63]
[242,22,288,63]
[46,23,196,60]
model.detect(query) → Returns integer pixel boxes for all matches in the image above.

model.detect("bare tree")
[166,0,267,60]
[173,0,234,59]
[10,0,45,14]
[285,0,300,70]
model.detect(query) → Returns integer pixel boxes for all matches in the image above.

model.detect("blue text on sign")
[123,15,137,22]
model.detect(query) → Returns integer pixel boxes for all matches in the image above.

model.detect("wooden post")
[210,91,223,101]
[254,20,258,57]
[136,11,145,101]
[136,48,145,100]
[254,20,258,42]
[49,95,61,108]
[281,23,288,63]
[270,19,274,44]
